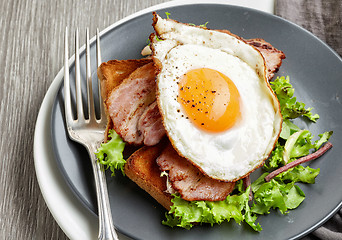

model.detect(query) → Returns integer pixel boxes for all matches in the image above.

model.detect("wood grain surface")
[0,1,169,239]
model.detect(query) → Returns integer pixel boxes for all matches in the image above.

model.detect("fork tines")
[64,27,105,126]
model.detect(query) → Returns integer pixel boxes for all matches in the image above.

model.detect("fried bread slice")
[124,141,172,210]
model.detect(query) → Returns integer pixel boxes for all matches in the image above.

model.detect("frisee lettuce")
[251,179,305,215]
[249,76,332,220]
[274,165,320,184]
[264,76,333,170]
[283,130,333,163]
[95,130,126,176]
[163,186,262,231]
[270,76,319,122]
[265,129,332,170]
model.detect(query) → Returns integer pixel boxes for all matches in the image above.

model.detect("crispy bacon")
[138,101,166,146]
[157,143,235,201]
[105,62,165,146]
[214,29,285,81]
[245,38,286,81]
[265,142,333,182]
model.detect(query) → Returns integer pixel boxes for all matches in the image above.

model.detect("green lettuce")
[264,142,285,170]
[251,169,316,215]
[95,130,126,175]
[163,186,262,231]
[274,165,320,184]
[283,130,332,164]
[265,128,332,170]
[265,76,333,169]
[270,76,319,122]
[280,119,301,140]
[251,180,305,215]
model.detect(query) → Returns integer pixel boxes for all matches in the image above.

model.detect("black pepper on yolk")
[178,68,241,133]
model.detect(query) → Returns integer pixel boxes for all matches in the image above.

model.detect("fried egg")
[151,14,282,182]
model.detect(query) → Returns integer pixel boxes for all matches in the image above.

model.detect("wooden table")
[0,1,169,239]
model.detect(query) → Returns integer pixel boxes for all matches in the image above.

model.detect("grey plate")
[51,3,342,240]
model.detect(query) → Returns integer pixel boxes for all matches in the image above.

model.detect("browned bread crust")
[124,142,172,210]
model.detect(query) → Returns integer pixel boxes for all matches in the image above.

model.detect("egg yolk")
[178,68,241,132]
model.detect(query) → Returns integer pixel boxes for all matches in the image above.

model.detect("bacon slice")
[245,38,286,81]
[98,59,153,100]
[157,143,235,201]
[138,101,166,146]
[98,59,154,142]
[105,62,165,145]
[214,30,285,81]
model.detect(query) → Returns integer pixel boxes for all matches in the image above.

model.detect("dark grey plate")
[51,3,342,240]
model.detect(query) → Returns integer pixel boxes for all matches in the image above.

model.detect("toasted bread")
[124,141,172,210]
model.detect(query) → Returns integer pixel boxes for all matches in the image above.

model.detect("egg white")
[151,14,282,181]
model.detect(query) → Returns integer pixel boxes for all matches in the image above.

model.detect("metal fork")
[64,27,119,240]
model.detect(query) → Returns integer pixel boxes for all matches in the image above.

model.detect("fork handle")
[88,144,119,240]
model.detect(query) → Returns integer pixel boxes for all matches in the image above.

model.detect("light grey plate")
[51,3,342,240]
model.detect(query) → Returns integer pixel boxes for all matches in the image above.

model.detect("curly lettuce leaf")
[274,165,320,184]
[251,180,305,215]
[252,180,287,215]
[270,76,319,122]
[264,142,285,170]
[283,130,313,163]
[95,130,126,176]
[163,187,262,232]
[266,130,332,169]
[233,179,245,193]
[251,171,308,214]
[283,130,332,164]
[280,119,301,140]
[314,131,333,150]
